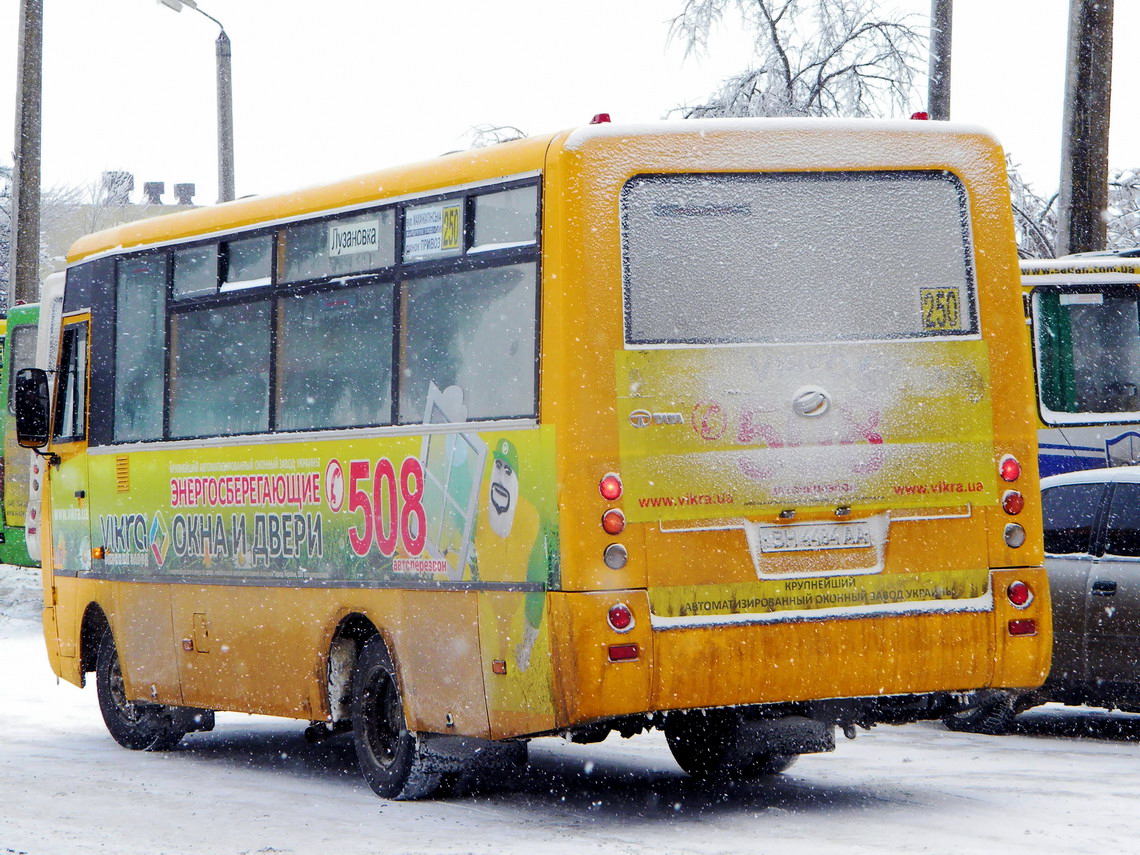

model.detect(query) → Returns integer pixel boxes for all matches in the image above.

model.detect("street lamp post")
[158,0,235,203]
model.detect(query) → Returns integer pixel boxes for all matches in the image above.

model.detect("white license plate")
[757,521,874,553]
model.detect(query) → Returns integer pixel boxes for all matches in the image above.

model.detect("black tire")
[744,752,798,776]
[665,709,796,779]
[943,692,1018,735]
[95,628,188,751]
[350,636,441,800]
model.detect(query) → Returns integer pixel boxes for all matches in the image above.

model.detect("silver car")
[946,465,1140,733]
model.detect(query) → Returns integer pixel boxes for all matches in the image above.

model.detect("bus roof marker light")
[590,113,612,124]
[999,455,1021,482]
[600,473,623,501]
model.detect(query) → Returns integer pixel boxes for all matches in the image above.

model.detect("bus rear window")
[621,171,977,345]
[1034,289,1140,421]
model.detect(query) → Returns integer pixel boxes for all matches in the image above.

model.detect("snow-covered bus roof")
[67,117,1009,265]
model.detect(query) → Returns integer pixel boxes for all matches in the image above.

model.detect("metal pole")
[10,0,43,307]
[1057,0,1113,256]
[928,0,953,121]
[215,29,235,202]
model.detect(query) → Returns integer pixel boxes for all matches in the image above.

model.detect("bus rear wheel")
[943,691,1018,735]
[95,627,188,751]
[665,709,797,779]
[350,636,441,800]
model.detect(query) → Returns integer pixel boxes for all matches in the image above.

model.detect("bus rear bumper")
[548,567,1051,730]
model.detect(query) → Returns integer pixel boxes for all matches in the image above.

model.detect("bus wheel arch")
[350,633,441,800]
[325,613,380,725]
[94,625,189,751]
[79,602,112,687]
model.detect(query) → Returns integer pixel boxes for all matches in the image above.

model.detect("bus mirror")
[15,368,51,448]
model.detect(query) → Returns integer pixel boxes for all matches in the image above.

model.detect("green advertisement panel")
[76,425,558,591]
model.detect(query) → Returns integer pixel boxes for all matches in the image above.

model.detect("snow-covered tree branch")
[671,0,924,118]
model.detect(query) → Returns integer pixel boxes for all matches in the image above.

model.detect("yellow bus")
[18,118,1050,799]
[1022,251,1140,475]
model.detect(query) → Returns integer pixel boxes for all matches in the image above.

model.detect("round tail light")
[1004,523,1026,548]
[607,602,634,632]
[603,543,628,569]
[999,455,1021,482]
[600,473,623,501]
[1007,580,1032,608]
[1002,490,1025,515]
[602,509,626,535]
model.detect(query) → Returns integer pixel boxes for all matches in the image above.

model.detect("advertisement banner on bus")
[78,426,559,590]
[616,340,998,522]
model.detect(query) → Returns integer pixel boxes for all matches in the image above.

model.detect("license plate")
[756,521,874,553]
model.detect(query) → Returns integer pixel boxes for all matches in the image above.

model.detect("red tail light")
[599,473,622,501]
[607,602,634,632]
[1007,580,1032,608]
[1002,490,1025,515]
[607,643,639,661]
[999,455,1021,482]
[1008,618,1037,637]
[602,509,625,535]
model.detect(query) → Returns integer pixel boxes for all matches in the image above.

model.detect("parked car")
[946,465,1140,733]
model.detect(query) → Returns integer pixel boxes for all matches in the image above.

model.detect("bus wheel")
[943,691,1018,735]
[95,628,187,751]
[350,637,441,800]
[665,709,796,779]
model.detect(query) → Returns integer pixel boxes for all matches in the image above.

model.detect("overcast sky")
[2,1,1137,205]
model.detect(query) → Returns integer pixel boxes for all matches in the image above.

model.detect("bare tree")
[671,0,925,118]
[1,166,90,304]
[1008,159,1059,259]
[1005,161,1140,259]
[1106,168,1140,251]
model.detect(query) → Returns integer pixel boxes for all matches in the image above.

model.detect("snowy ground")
[3,564,1139,855]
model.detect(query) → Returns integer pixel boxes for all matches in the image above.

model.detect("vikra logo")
[629,409,684,428]
[99,513,150,555]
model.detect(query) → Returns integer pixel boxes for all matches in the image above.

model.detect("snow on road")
[2,563,1139,855]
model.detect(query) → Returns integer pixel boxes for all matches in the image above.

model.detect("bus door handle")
[1092,580,1117,596]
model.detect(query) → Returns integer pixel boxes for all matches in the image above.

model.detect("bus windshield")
[1034,289,1140,421]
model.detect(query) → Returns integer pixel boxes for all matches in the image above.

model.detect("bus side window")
[275,282,395,431]
[53,322,89,443]
[114,253,167,442]
[168,301,271,438]
[398,261,537,423]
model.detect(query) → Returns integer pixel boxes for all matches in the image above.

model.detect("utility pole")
[215,29,234,203]
[10,0,43,307]
[1057,0,1114,256]
[157,1,235,203]
[928,0,952,120]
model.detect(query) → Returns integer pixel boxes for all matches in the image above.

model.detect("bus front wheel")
[350,636,441,800]
[665,709,797,779]
[95,627,188,751]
